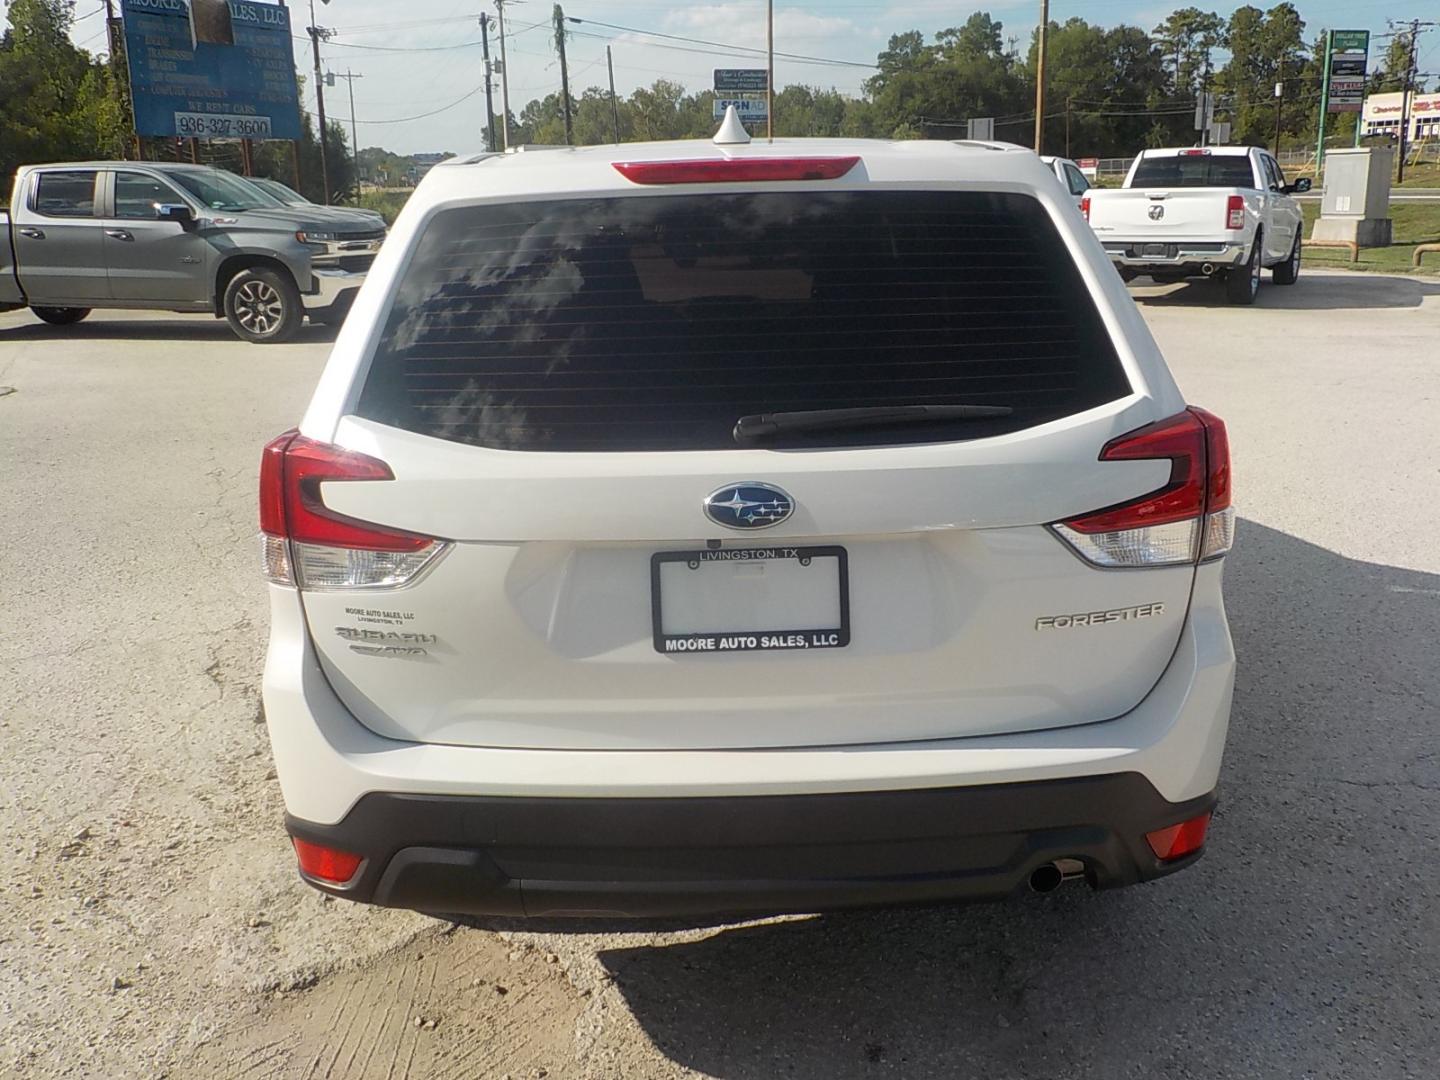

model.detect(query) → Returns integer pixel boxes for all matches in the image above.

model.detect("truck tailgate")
[1087,188,1242,242]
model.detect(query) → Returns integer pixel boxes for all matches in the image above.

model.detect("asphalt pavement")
[2,269,1438,1079]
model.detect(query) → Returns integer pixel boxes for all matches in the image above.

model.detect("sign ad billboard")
[713,96,769,122]
[121,0,302,140]
[713,69,768,93]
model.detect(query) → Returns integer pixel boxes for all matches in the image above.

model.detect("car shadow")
[0,314,339,344]
[1130,270,1440,310]
[587,520,1440,1078]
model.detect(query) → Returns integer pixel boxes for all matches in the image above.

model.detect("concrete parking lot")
[2,270,1438,1079]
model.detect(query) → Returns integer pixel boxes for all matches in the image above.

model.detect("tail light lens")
[1080,195,1091,221]
[1052,407,1233,568]
[259,429,448,590]
[1226,195,1245,230]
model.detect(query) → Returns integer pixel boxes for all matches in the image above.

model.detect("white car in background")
[259,127,1236,920]
[1040,154,1092,208]
[1085,145,1309,304]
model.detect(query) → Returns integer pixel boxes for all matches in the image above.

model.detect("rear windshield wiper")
[733,404,1014,444]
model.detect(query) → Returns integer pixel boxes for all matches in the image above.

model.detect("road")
[3,270,1439,1079]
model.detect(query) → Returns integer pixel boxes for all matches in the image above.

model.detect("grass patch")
[1302,200,1440,274]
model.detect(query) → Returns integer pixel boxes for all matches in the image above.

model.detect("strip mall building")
[1362,91,1440,143]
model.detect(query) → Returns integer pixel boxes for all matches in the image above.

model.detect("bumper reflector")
[1145,810,1212,861]
[292,837,363,885]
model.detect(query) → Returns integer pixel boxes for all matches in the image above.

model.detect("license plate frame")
[650,545,850,655]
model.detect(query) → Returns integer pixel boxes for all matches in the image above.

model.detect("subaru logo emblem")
[703,483,794,530]
[1148,204,1165,221]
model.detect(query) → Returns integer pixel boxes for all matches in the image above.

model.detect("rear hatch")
[288,183,1197,751]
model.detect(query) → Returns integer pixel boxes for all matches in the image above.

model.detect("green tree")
[865,16,1025,139]
[1027,18,1173,156]
[1152,7,1225,96]
[1215,4,1307,147]
[0,0,125,195]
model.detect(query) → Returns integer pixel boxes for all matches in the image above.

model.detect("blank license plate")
[1141,243,1169,257]
[651,546,850,654]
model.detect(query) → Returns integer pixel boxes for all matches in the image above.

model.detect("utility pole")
[1392,20,1437,183]
[1198,52,1213,147]
[307,0,333,204]
[1065,95,1071,157]
[495,0,512,149]
[1033,0,1049,152]
[553,5,573,145]
[329,70,364,194]
[1274,55,1284,154]
[766,0,774,141]
[480,14,496,152]
[102,0,136,158]
[607,45,621,143]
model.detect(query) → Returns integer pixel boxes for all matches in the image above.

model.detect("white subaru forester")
[260,124,1235,919]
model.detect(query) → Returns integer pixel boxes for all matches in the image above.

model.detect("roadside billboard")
[1325,30,1369,113]
[121,0,302,140]
[713,69,768,124]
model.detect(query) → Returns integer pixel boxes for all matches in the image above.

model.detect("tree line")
[511,7,1421,156]
[2,0,1427,202]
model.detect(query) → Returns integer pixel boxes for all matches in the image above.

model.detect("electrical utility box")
[1313,147,1393,247]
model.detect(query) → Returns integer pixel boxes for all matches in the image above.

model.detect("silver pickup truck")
[0,162,383,342]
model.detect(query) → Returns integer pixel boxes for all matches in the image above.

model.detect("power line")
[564,16,877,70]
[352,83,488,124]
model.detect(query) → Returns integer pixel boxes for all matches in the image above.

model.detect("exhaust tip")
[1029,863,1064,893]
[1201,263,1215,275]
[1029,858,1088,894]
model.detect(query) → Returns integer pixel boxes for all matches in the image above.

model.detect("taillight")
[1146,810,1211,861]
[259,429,447,590]
[1052,407,1233,568]
[292,837,363,885]
[1225,195,1245,230]
[1080,195,1091,221]
[613,156,860,184]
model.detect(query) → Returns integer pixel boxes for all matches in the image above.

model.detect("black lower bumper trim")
[285,774,1216,920]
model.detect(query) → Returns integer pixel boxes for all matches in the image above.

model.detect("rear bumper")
[287,775,1217,918]
[1102,242,1248,270]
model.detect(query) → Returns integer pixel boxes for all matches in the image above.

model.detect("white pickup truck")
[1085,146,1310,304]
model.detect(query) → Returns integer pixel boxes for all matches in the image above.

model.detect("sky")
[49,0,1440,156]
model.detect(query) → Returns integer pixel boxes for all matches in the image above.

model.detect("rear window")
[356,190,1130,452]
[1129,155,1257,189]
[33,172,98,218]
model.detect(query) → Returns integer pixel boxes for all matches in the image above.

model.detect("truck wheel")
[31,306,91,326]
[1271,233,1301,286]
[1225,236,1262,305]
[223,268,302,344]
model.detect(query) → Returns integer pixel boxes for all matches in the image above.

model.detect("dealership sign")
[121,0,302,140]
